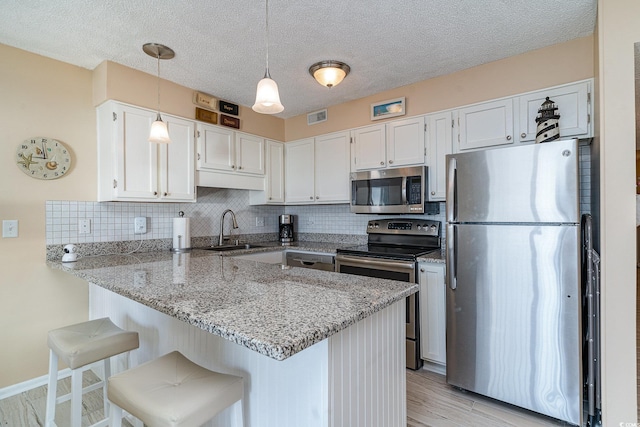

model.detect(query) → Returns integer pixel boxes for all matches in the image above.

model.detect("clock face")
[16,137,72,180]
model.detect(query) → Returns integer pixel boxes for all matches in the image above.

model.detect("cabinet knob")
[197,153,201,160]
[380,161,384,166]
[310,196,314,200]
[521,133,526,138]
[238,166,242,170]
[506,135,512,141]
[269,197,272,200]
[231,165,236,169]
[316,196,319,199]
[420,268,425,273]
[154,191,158,196]
[164,192,168,196]
[389,160,393,164]
[431,191,436,195]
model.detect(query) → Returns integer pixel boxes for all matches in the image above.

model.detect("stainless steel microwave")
[350,166,428,214]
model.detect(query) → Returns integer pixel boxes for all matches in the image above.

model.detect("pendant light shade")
[143,43,174,143]
[309,61,351,88]
[252,0,284,114]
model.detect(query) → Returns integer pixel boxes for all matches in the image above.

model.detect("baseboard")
[0,368,71,400]
[421,360,446,376]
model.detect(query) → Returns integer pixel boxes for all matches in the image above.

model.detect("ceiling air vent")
[307,109,327,125]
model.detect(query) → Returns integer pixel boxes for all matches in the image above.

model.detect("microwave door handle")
[447,224,457,290]
[446,157,457,222]
[401,176,408,205]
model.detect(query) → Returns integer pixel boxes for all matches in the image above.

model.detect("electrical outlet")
[78,219,91,234]
[255,217,265,227]
[2,220,18,238]
[134,217,147,234]
[307,217,315,225]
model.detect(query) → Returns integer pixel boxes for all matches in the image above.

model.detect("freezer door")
[446,223,582,425]
[446,138,579,224]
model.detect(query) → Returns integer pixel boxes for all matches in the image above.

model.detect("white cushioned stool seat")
[108,351,244,427]
[45,317,139,427]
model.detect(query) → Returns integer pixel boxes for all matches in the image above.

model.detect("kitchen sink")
[200,243,266,252]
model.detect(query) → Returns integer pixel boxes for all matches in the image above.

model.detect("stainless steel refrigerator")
[445,138,582,425]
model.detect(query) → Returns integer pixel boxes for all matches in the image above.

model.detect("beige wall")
[92,61,285,141]
[285,36,594,141]
[0,44,96,387]
[596,0,639,423]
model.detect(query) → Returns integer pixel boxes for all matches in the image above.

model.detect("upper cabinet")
[352,117,425,171]
[457,98,514,151]
[196,124,265,175]
[426,111,453,201]
[97,101,195,203]
[517,80,591,143]
[250,139,284,205]
[284,132,350,204]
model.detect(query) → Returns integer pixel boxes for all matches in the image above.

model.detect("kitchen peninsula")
[49,249,415,426]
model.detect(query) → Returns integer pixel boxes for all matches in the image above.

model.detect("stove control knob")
[417,225,422,230]
[374,223,379,229]
[430,225,437,232]
[368,223,374,229]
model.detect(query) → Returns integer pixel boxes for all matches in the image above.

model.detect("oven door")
[335,254,423,370]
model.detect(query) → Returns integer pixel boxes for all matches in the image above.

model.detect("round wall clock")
[16,137,72,180]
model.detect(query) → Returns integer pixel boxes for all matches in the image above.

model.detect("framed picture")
[371,97,405,121]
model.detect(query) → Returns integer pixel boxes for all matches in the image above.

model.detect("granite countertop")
[417,248,446,264]
[48,248,417,361]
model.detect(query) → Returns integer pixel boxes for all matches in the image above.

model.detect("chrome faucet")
[218,209,239,246]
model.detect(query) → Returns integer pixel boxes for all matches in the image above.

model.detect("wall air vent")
[307,109,327,125]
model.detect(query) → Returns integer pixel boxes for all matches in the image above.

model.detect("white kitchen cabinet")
[426,111,453,201]
[418,262,446,366]
[97,101,195,202]
[285,138,315,203]
[518,80,591,143]
[284,132,350,204]
[352,119,425,171]
[196,124,265,175]
[250,139,284,205]
[457,98,514,151]
[314,131,350,202]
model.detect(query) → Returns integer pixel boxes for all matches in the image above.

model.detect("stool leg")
[102,358,111,418]
[70,367,83,427]
[45,350,58,427]
[109,402,123,427]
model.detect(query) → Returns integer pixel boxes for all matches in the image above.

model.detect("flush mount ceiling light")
[309,60,351,88]
[252,0,284,114]
[143,43,174,143]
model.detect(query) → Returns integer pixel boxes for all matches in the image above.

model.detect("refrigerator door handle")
[446,157,457,222]
[447,223,457,290]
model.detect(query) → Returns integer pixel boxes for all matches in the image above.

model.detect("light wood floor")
[1,368,582,427]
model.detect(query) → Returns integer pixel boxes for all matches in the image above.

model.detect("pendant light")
[252,0,284,114]
[143,43,175,143]
[309,61,351,88]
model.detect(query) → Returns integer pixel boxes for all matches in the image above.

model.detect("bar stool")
[45,317,139,427]
[108,351,244,427]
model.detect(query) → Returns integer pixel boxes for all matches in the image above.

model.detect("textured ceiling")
[0,0,596,118]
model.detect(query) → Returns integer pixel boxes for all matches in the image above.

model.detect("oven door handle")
[336,255,416,272]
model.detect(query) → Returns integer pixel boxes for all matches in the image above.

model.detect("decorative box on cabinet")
[418,262,446,368]
[426,111,453,201]
[97,101,196,202]
[351,117,425,171]
[457,98,514,151]
[249,140,284,205]
[518,80,591,142]
[196,123,265,190]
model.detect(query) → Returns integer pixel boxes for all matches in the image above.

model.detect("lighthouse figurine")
[534,96,561,143]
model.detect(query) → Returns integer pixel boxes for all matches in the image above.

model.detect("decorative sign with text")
[195,108,218,124]
[220,114,240,129]
[219,100,239,116]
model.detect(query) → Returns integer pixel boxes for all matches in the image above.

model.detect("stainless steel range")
[336,218,441,370]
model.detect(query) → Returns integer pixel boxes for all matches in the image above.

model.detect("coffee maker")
[279,214,294,244]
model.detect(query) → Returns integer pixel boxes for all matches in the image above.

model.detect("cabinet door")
[426,112,453,201]
[419,262,446,365]
[266,140,284,203]
[458,98,514,151]
[386,117,425,167]
[160,115,196,202]
[114,105,158,200]
[197,123,235,172]
[315,132,350,202]
[518,81,591,142]
[285,138,315,203]
[352,124,386,170]
[236,132,265,175]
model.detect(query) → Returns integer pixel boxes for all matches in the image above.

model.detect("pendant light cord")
[264,0,271,78]
[156,53,161,117]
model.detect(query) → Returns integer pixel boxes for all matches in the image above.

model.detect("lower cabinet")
[418,262,446,366]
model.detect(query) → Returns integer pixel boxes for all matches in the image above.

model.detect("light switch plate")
[134,217,147,234]
[255,217,265,227]
[2,220,18,238]
[78,219,91,234]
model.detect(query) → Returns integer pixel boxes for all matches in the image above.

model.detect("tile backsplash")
[46,144,592,246]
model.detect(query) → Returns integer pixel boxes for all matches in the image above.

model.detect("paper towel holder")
[171,211,192,253]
